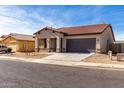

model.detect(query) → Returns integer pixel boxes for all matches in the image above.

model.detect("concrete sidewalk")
[0,56,124,70]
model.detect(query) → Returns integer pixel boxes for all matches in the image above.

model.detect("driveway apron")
[42,53,93,62]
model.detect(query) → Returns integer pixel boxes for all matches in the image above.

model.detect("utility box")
[108,51,112,60]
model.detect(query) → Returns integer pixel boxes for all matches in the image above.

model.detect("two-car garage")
[66,38,96,53]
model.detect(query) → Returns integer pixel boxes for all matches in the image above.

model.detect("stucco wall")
[35,29,63,52]
[51,38,56,50]
[3,36,17,44]
[100,27,115,53]
[35,26,115,53]
[38,39,45,48]
[18,40,35,52]
[2,36,18,52]
[2,36,35,52]
[121,44,124,53]
[36,29,64,39]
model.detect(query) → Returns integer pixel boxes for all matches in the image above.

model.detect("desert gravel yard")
[83,53,124,64]
[0,52,49,59]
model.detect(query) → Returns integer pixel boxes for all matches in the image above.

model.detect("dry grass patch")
[8,52,49,59]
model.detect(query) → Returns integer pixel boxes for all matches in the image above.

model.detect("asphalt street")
[0,60,124,88]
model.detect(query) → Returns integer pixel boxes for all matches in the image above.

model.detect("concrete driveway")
[42,53,94,62]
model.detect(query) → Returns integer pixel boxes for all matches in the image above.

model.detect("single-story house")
[34,24,115,53]
[0,35,8,44]
[0,38,2,44]
[112,41,124,53]
[2,33,35,52]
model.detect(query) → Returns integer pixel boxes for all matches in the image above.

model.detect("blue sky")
[0,5,124,40]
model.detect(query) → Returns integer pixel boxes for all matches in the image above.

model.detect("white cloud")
[0,6,35,35]
[0,6,63,36]
[115,33,124,40]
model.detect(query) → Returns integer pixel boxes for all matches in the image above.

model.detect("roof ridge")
[56,24,109,30]
[10,33,34,36]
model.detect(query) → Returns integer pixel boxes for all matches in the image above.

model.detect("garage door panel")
[66,38,96,53]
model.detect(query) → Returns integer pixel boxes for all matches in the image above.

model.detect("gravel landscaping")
[0,52,49,59]
[83,53,124,64]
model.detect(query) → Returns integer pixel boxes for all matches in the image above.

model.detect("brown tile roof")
[34,24,115,41]
[56,24,110,35]
[34,24,110,36]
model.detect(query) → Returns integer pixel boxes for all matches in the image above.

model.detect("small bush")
[7,48,12,53]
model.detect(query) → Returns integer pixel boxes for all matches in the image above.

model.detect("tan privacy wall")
[100,27,115,53]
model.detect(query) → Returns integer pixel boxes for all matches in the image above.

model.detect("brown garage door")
[66,38,96,53]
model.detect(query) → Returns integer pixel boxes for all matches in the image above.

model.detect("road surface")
[0,60,124,88]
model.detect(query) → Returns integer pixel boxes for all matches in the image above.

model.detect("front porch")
[35,37,63,53]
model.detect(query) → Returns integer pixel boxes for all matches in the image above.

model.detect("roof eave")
[33,27,65,35]
[64,32,103,36]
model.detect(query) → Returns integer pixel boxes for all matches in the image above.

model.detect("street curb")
[0,56,124,70]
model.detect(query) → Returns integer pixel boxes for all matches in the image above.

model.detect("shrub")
[7,48,12,53]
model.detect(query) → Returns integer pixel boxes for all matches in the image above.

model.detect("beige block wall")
[100,27,115,53]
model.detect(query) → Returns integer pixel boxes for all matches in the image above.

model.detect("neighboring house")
[2,33,35,52]
[0,38,2,44]
[34,24,115,53]
[0,35,8,44]
[113,41,124,53]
